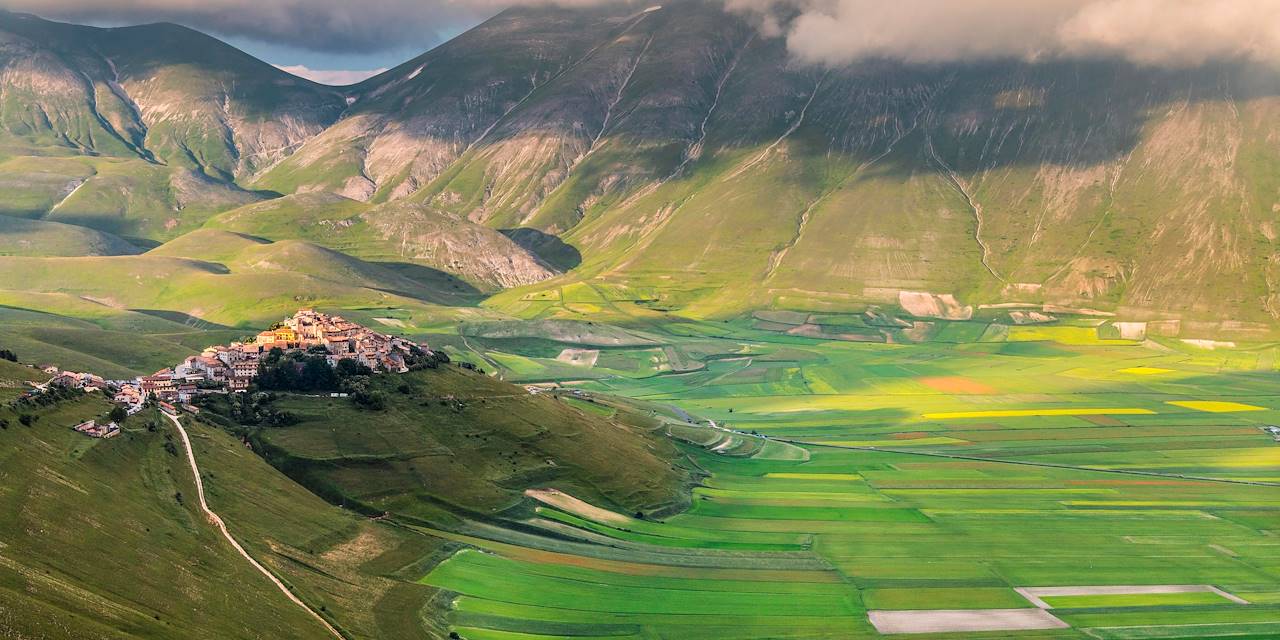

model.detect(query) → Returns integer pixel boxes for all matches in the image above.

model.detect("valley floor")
[422,315,1280,639]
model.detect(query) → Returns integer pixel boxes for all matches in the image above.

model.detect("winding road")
[164,412,344,639]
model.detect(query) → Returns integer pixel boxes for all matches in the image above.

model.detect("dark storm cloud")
[0,0,518,53]
[7,0,1276,67]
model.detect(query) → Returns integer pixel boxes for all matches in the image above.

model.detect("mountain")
[0,10,346,238]
[3,4,1280,334]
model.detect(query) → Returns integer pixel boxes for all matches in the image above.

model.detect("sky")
[0,0,495,82]
[4,0,1278,84]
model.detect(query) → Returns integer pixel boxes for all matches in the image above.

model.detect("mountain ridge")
[1,3,1278,334]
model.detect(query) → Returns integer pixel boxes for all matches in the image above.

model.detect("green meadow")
[419,313,1280,639]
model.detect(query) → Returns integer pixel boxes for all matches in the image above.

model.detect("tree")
[351,388,386,411]
[18,414,34,427]
[335,358,372,378]
[108,406,127,423]
[0,348,16,362]
[299,355,337,390]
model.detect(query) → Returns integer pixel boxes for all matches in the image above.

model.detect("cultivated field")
[423,313,1280,639]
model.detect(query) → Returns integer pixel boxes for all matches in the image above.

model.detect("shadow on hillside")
[374,261,487,306]
[500,228,582,272]
[131,309,234,331]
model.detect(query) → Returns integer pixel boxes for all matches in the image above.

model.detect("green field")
[408,316,1280,639]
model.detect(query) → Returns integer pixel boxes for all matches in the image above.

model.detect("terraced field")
[424,314,1280,639]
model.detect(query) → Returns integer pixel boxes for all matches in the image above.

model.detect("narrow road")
[164,412,344,639]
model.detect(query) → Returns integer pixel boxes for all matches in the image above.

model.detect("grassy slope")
[182,415,455,639]
[249,365,691,522]
[0,398,334,639]
[0,250,458,328]
[0,215,141,257]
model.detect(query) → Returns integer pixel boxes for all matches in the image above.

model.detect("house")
[227,376,250,392]
[72,419,120,439]
[141,372,176,396]
[193,356,228,380]
[232,360,258,378]
[325,335,353,354]
[51,371,105,390]
[114,383,143,405]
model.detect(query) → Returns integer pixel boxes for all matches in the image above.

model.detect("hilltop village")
[37,310,429,432]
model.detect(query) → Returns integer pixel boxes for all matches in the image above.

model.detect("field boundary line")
[768,437,1280,488]
[165,413,346,639]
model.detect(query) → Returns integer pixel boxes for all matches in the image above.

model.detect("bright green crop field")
[424,313,1280,639]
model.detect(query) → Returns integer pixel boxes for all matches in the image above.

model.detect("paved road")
[164,412,344,638]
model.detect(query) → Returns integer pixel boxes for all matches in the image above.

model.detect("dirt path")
[164,412,344,639]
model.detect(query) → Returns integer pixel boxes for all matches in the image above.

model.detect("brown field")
[919,376,998,394]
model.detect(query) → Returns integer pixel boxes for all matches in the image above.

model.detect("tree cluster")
[8,384,83,411]
[405,345,449,371]
[255,348,340,392]
[221,391,297,427]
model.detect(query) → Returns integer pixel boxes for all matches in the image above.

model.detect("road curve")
[164,412,344,639]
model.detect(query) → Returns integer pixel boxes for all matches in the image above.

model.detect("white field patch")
[371,317,407,328]
[868,609,1068,635]
[1181,338,1236,350]
[556,348,599,368]
[1015,585,1249,608]
[524,488,629,526]
[1113,321,1147,340]
[898,291,973,320]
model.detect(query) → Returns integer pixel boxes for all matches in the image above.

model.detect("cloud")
[274,64,388,86]
[731,0,1280,68]
[9,0,1278,68]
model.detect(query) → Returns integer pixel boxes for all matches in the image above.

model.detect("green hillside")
[0,396,338,639]
[0,346,698,639]
[241,365,691,523]
[0,215,140,257]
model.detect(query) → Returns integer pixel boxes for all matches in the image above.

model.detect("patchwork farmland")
[422,312,1280,639]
